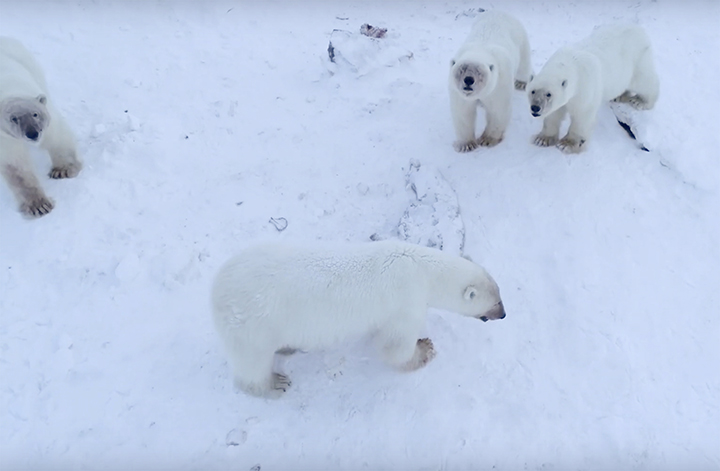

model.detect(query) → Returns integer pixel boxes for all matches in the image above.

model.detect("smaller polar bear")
[528,24,659,154]
[0,37,82,217]
[449,11,533,152]
[211,240,506,398]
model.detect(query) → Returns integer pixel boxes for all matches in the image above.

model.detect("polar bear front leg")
[380,335,437,371]
[450,92,479,153]
[227,342,291,398]
[478,86,512,147]
[533,107,566,147]
[558,109,596,154]
[377,312,436,371]
[0,140,54,217]
[41,105,82,179]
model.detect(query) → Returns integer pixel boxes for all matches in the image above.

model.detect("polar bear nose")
[531,105,540,114]
[464,76,474,86]
[25,129,39,140]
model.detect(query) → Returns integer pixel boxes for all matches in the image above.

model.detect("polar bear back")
[211,240,499,350]
[457,11,527,71]
[212,241,428,347]
[0,37,47,98]
[575,25,652,101]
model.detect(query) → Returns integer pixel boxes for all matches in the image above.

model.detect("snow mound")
[396,159,466,255]
[326,27,413,77]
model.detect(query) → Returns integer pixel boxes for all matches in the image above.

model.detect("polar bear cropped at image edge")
[0,36,82,218]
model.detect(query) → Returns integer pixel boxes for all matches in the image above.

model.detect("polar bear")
[528,24,659,154]
[449,11,533,152]
[0,37,82,217]
[211,240,506,398]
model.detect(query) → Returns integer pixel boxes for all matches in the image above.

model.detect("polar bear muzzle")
[478,301,506,322]
[0,98,49,142]
[453,63,488,96]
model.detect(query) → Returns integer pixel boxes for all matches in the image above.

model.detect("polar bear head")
[527,57,577,118]
[0,96,50,142]
[527,78,569,118]
[438,256,506,322]
[449,52,498,100]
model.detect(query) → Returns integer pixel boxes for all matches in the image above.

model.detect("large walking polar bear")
[528,24,659,154]
[0,37,81,217]
[211,240,506,398]
[449,10,533,152]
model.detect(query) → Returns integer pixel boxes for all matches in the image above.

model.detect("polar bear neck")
[396,244,482,312]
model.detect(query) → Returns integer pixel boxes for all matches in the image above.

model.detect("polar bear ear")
[464,286,478,301]
[561,80,567,88]
[36,94,47,105]
[489,64,494,72]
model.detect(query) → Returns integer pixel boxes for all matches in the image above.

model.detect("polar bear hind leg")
[41,103,82,179]
[514,35,533,91]
[0,139,54,217]
[613,49,659,111]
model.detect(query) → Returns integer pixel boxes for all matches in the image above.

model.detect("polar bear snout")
[1,99,49,142]
[530,105,541,116]
[25,127,39,141]
[453,63,487,96]
[478,301,506,322]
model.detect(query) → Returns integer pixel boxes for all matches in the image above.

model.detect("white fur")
[0,37,81,218]
[528,24,659,153]
[211,240,506,398]
[448,11,533,152]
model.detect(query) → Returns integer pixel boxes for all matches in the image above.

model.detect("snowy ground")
[1,1,719,470]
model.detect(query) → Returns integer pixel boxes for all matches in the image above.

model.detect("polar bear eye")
[33,113,38,118]
[546,92,552,98]
[11,117,18,124]
[531,90,535,95]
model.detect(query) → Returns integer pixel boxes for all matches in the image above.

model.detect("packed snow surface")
[1,1,718,469]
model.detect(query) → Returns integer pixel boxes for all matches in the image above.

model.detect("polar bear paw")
[49,163,82,179]
[613,92,651,111]
[533,133,558,147]
[557,136,586,154]
[20,195,55,218]
[234,372,292,398]
[402,338,436,371]
[415,338,436,366]
[271,373,292,393]
[454,140,480,153]
[478,132,503,148]
[514,80,527,91]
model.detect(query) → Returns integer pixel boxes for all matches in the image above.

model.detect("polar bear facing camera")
[0,37,82,217]
[449,11,533,152]
[528,24,659,153]
[211,240,506,398]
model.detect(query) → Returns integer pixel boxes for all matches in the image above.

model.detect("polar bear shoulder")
[0,37,47,97]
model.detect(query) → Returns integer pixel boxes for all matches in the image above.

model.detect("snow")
[1,1,718,469]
